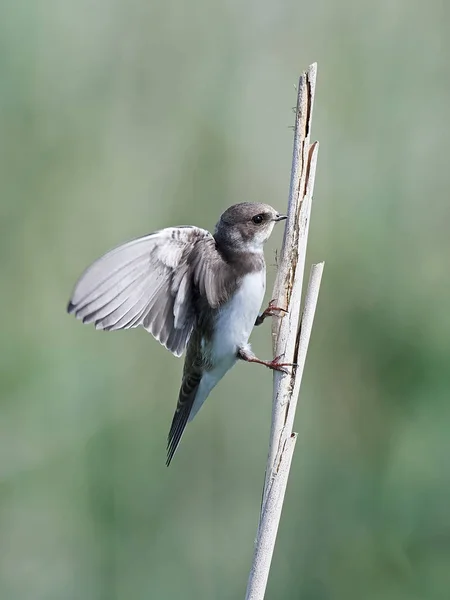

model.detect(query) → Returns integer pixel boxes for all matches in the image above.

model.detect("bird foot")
[255,300,288,326]
[238,349,296,375]
[265,354,297,375]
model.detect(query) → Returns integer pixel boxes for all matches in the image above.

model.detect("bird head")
[214,202,286,254]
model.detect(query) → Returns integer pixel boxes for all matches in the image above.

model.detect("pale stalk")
[245,62,324,600]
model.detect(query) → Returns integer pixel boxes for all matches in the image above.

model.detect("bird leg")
[255,299,288,326]
[237,347,295,375]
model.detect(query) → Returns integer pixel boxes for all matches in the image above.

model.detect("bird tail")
[166,372,202,466]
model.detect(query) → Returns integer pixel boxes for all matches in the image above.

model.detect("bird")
[67,202,293,465]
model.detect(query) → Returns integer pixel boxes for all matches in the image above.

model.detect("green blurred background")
[1,1,450,598]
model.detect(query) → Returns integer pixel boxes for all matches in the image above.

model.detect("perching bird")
[67,202,292,465]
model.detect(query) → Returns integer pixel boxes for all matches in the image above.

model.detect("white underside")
[188,269,266,421]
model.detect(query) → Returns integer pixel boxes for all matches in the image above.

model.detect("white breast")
[212,269,266,362]
[188,268,266,422]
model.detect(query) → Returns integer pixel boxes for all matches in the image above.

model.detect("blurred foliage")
[1,0,450,598]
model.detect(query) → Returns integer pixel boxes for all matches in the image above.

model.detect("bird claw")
[273,365,289,375]
[267,354,297,375]
[255,300,288,325]
[238,348,297,375]
[264,299,288,318]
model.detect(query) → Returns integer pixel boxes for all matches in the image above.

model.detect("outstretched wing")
[67,226,228,357]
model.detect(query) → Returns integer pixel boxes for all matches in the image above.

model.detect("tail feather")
[166,372,202,466]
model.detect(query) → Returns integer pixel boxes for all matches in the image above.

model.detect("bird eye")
[252,214,264,224]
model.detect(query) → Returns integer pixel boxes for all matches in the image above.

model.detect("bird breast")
[211,270,266,363]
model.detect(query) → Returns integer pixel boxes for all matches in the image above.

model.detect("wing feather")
[68,226,223,356]
[93,274,151,329]
[80,271,150,324]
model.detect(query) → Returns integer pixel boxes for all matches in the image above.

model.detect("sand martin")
[67,202,291,465]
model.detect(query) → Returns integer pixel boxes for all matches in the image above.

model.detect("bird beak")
[274,214,287,222]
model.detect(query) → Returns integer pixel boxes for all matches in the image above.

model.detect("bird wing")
[67,226,229,357]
